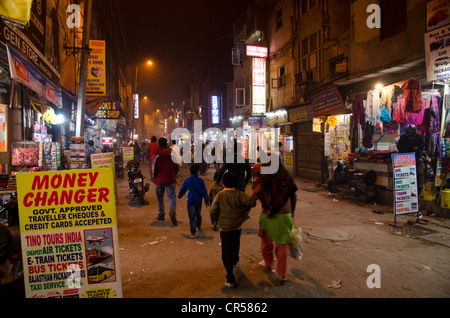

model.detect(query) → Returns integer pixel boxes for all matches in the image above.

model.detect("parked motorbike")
[115,154,124,179]
[327,159,377,203]
[126,160,150,205]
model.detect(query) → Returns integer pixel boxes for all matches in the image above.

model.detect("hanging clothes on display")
[365,89,381,124]
[353,93,366,130]
[402,79,423,113]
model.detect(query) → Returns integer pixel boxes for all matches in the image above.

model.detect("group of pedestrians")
[148,136,298,288]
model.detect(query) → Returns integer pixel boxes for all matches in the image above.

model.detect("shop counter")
[353,161,393,190]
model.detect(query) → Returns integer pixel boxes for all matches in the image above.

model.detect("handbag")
[289,226,303,260]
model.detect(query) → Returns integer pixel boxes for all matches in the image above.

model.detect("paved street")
[116,161,450,299]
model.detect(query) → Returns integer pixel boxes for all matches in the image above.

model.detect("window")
[301,0,318,15]
[277,66,286,88]
[380,0,406,40]
[300,30,321,71]
[276,8,282,29]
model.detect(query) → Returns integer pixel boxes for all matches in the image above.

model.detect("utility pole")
[75,0,92,137]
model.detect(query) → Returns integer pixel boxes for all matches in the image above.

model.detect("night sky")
[118,0,250,108]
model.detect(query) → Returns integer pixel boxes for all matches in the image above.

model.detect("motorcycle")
[126,160,150,205]
[327,159,377,203]
[115,153,124,179]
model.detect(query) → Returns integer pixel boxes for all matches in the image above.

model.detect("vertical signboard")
[252,58,266,116]
[87,40,106,96]
[211,95,220,124]
[16,169,122,298]
[392,153,419,224]
[133,94,139,119]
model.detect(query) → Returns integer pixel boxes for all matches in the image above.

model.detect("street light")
[132,60,153,142]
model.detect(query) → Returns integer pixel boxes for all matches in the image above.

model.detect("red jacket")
[150,146,178,184]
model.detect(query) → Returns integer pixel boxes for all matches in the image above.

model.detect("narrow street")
[116,162,450,299]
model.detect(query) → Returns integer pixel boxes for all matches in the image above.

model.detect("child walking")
[208,172,224,231]
[178,164,209,239]
[210,172,256,288]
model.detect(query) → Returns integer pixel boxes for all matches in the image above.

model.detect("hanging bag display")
[11,142,38,166]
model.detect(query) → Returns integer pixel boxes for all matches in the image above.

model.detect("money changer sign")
[16,169,122,298]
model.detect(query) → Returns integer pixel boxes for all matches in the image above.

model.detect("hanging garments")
[365,89,381,124]
[353,93,365,130]
[407,98,425,125]
[402,79,423,113]
[392,96,408,123]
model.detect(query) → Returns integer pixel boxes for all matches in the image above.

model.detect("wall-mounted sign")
[211,95,220,124]
[76,40,106,96]
[289,105,314,123]
[266,109,288,125]
[310,86,344,116]
[96,101,121,119]
[425,25,450,81]
[246,45,268,58]
[426,0,450,32]
[252,58,266,116]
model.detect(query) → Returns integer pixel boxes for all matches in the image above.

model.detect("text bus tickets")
[16,168,122,298]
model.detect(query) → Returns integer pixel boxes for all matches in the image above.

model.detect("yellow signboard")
[16,169,122,298]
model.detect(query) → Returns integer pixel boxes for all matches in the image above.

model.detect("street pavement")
[115,160,450,300]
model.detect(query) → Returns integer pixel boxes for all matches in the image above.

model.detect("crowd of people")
[146,136,298,288]
[86,135,299,288]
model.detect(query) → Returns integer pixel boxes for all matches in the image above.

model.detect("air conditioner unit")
[232,48,240,65]
[296,70,319,84]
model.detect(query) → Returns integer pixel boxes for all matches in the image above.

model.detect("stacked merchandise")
[39,142,61,171]
[70,137,86,169]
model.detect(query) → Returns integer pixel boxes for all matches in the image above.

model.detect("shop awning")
[334,58,426,89]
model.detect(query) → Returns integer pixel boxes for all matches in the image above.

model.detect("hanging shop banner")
[392,153,419,215]
[16,169,122,298]
[7,45,61,107]
[425,25,450,81]
[95,101,121,119]
[289,105,314,123]
[252,58,266,116]
[310,86,344,116]
[76,39,107,96]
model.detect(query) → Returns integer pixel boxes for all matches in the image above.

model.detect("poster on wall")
[16,169,122,298]
[392,153,419,217]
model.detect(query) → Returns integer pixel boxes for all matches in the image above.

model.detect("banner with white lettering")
[16,168,122,298]
[392,153,419,215]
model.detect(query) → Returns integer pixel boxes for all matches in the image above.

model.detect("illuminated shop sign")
[211,95,220,124]
[246,45,268,58]
[252,58,266,116]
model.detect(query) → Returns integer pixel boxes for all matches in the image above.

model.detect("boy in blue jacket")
[178,164,209,238]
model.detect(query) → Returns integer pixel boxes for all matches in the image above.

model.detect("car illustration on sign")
[435,56,450,67]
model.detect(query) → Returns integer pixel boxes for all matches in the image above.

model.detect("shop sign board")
[252,58,266,116]
[392,153,419,217]
[425,25,450,81]
[123,147,134,165]
[95,101,121,119]
[211,95,220,124]
[246,45,268,58]
[288,105,314,123]
[75,39,107,96]
[0,3,61,87]
[310,86,345,116]
[16,169,122,298]
[426,0,450,32]
[6,45,61,107]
